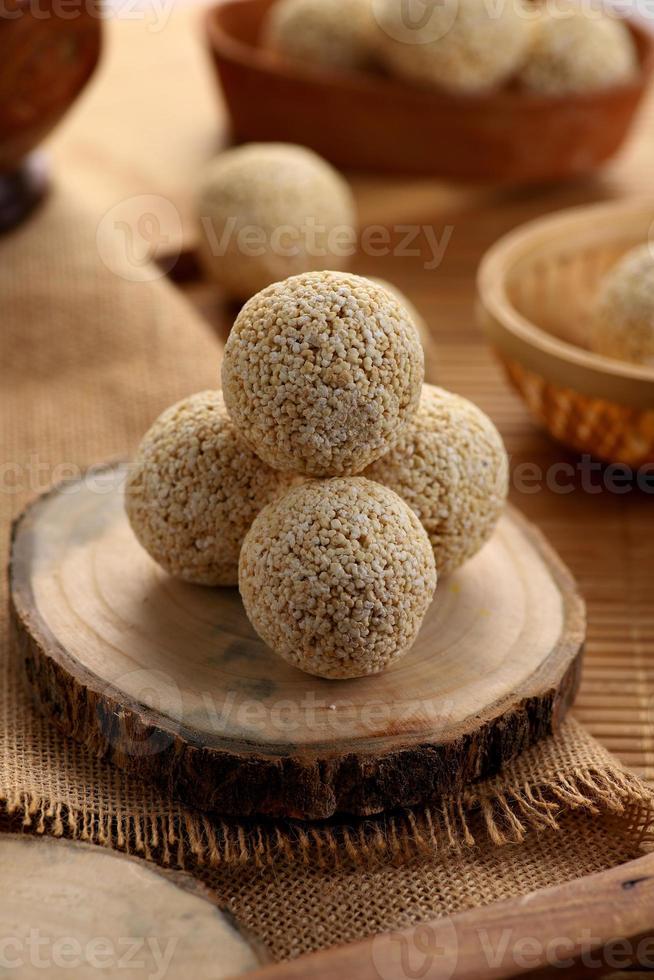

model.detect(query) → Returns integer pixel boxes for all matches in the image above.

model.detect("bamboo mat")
[49,3,654,787]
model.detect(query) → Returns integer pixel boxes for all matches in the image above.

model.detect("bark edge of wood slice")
[10,463,586,821]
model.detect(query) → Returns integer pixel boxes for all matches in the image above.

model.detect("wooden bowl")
[478,199,654,466]
[205,0,654,182]
[0,0,101,229]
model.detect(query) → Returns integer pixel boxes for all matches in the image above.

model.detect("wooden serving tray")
[10,463,584,821]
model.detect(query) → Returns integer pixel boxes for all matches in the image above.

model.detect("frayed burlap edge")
[2,761,652,872]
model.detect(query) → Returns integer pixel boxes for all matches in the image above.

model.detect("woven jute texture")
[1,187,653,961]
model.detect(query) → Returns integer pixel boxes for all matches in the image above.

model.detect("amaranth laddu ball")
[221,271,424,476]
[364,384,509,576]
[519,5,637,94]
[239,477,437,678]
[373,0,536,94]
[196,143,357,300]
[125,390,295,586]
[591,244,654,367]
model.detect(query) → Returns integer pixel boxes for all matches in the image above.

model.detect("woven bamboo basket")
[477,200,654,466]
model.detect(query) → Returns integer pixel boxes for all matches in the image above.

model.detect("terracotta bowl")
[206,0,654,182]
[477,199,654,466]
[0,0,101,228]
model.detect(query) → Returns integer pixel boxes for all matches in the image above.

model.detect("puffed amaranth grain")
[591,244,654,367]
[221,271,424,476]
[125,391,295,586]
[364,385,509,576]
[239,478,437,678]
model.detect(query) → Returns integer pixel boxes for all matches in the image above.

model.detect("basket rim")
[477,198,654,411]
[205,0,654,111]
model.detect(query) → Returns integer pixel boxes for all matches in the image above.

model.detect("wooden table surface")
[49,4,654,789]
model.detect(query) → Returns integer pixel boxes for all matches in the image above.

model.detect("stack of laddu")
[263,0,637,96]
[126,271,508,679]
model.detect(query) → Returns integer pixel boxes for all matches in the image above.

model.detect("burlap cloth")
[1,186,653,962]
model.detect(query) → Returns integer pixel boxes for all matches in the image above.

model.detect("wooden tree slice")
[10,464,585,821]
[0,834,267,978]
